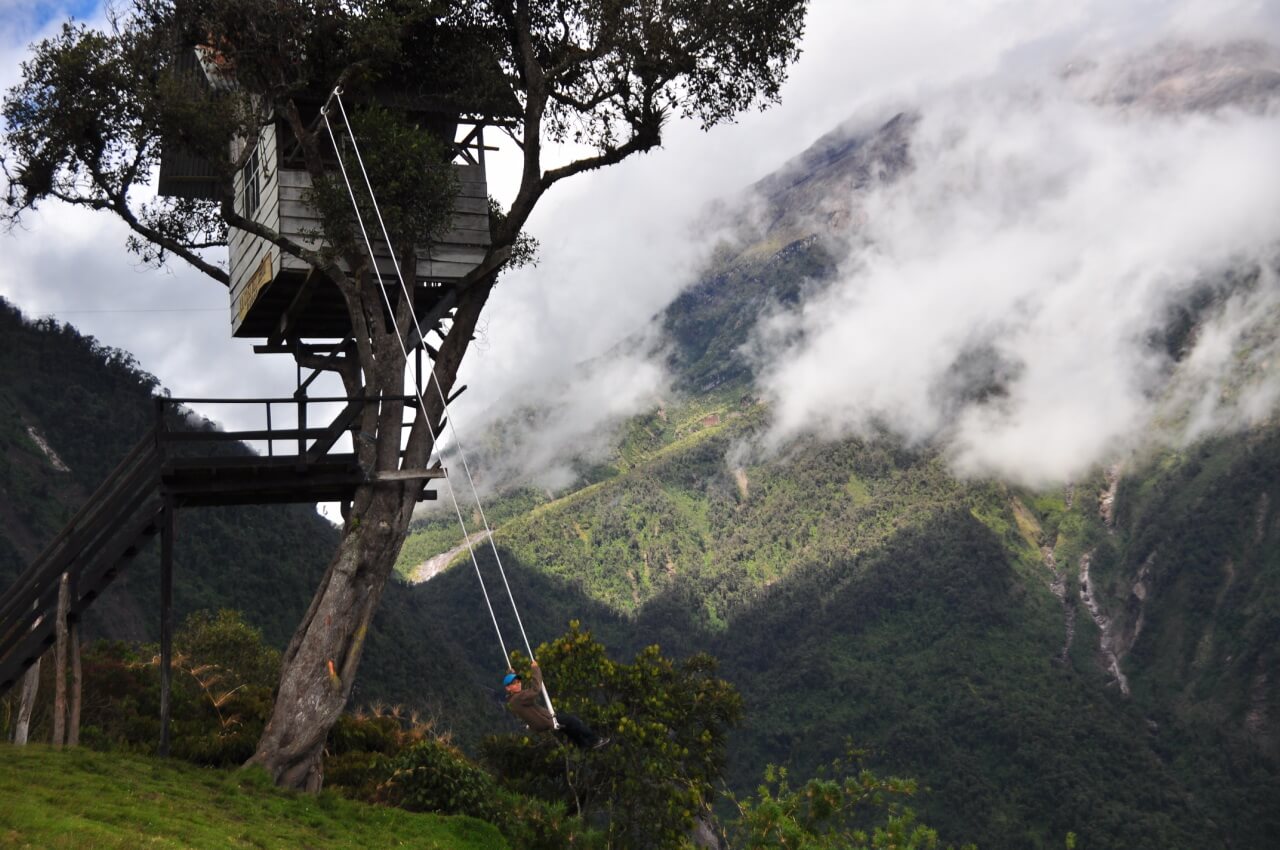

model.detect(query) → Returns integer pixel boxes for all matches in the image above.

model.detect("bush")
[371,738,600,849]
[375,739,504,820]
[26,611,281,767]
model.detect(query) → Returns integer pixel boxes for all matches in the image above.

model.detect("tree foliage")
[3,0,807,283]
[725,752,974,850]
[481,623,742,849]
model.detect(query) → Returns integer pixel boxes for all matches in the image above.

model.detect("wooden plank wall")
[275,163,490,281]
[228,128,281,332]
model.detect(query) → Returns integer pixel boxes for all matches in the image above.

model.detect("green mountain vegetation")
[386,189,1279,846]
[398,392,1279,847]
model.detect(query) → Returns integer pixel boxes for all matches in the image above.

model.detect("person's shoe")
[592,736,612,750]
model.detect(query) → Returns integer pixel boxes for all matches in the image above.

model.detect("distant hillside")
[400,379,1279,847]
[390,43,1280,848]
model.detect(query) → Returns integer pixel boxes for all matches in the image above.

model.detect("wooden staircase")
[0,434,165,693]
[0,395,441,717]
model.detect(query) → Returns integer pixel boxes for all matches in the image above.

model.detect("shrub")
[375,739,504,820]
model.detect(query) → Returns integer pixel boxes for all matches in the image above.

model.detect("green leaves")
[307,103,458,259]
[724,752,966,850]
[482,624,741,850]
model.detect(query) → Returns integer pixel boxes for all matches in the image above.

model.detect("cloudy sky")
[2,0,1279,497]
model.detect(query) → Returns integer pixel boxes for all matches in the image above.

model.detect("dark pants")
[554,713,599,749]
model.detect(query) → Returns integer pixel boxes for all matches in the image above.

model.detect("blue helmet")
[502,672,520,687]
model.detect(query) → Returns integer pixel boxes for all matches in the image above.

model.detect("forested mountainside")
[389,45,1280,848]
[399,237,1280,846]
[399,378,1280,848]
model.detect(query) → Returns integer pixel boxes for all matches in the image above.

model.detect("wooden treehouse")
[158,46,511,343]
[0,48,514,750]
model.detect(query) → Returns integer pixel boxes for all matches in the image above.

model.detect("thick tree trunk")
[247,483,416,787]
[247,256,494,791]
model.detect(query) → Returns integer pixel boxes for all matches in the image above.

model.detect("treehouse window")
[241,145,261,217]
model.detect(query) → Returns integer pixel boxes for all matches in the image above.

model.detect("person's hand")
[531,660,539,669]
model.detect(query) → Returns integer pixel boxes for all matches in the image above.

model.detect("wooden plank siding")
[272,164,490,279]
[228,126,281,333]
[227,127,490,336]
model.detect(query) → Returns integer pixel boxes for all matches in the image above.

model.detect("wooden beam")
[68,613,81,747]
[305,399,365,463]
[371,467,446,483]
[252,341,347,355]
[158,496,174,758]
[53,573,70,748]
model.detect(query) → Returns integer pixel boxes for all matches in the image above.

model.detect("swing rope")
[318,100,508,670]
[322,88,558,725]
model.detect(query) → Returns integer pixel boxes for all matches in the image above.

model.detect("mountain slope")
[393,43,1280,848]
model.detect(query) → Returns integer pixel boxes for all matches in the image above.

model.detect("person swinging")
[504,661,610,750]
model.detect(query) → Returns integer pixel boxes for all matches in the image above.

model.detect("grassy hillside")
[0,745,504,849]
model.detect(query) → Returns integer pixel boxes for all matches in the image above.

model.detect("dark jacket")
[506,665,555,732]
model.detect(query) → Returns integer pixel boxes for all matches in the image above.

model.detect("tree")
[2,0,807,788]
[722,751,975,850]
[480,623,743,849]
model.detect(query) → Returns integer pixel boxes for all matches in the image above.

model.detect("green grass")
[0,745,506,850]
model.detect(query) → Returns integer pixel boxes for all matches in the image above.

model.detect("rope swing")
[320,87,558,727]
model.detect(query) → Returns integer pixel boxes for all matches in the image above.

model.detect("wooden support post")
[12,659,39,745]
[297,397,307,467]
[12,608,41,746]
[158,495,175,757]
[52,573,70,748]
[415,344,423,398]
[68,616,81,748]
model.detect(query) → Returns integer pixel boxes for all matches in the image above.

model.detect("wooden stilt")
[159,495,175,757]
[52,573,70,748]
[69,615,81,747]
[12,656,39,746]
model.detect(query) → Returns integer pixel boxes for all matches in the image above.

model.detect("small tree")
[481,622,743,849]
[723,750,976,850]
[2,0,807,788]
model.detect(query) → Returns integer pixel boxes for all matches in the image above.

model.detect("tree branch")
[106,193,231,285]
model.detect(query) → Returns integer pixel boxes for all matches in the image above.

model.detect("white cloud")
[751,64,1280,486]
